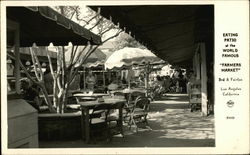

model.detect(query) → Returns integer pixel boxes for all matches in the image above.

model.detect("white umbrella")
[105,47,165,90]
[105,47,164,70]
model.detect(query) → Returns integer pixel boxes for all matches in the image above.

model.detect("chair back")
[134,96,150,111]
[90,104,110,123]
[130,91,145,101]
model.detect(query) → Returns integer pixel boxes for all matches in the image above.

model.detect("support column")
[8,20,21,94]
[196,52,201,80]
[14,28,20,94]
[200,43,208,116]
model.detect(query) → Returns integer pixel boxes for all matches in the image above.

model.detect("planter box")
[38,112,82,141]
[8,99,38,148]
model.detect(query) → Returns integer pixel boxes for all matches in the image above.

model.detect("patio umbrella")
[105,47,164,70]
[84,48,107,68]
[71,47,112,89]
[105,47,164,90]
[83,49,112,89]
[71,46,110,68]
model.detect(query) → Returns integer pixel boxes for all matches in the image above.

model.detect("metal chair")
[133,96,150,131]
[130,91,145,102]
[124,96,150,132]
[89,104,111,143]
[89,102,125,143]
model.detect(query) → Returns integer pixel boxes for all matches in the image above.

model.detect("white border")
[1,0,249,154]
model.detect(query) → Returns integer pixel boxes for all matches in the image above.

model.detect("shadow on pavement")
[39,93,215,148]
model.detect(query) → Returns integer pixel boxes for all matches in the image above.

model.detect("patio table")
[73,93,109,97]
[73,93,109,102]
[111,88,147,103]
[79,97,126,143]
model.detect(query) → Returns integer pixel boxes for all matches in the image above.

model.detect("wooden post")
[193,54,196,75]
[14,27,21,94]
[196,52,201,80]
[8,20,21,94]
[200,43,208,116]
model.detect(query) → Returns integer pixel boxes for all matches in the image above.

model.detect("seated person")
[20,78,41,110]
[138,76,145,87]
[86,71,97,91]
[107,79,119,91]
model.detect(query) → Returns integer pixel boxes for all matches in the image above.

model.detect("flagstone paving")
[39,93,215,148]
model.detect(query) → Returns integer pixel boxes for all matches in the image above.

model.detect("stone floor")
[39,93,215,148]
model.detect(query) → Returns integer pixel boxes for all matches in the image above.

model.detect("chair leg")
[131,118,138,132]
[107,129,112,142]
[144,115,152,130]
[128,117,132,130]
[119,121,124,138]
[145,117,149,126]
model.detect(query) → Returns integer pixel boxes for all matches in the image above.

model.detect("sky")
[49,5,121,62]
[52,5,120,41]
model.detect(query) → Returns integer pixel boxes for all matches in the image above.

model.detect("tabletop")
[78,98,126,107]
[111,88,146,94]
[39,94,54,98]
[73,93,109,97]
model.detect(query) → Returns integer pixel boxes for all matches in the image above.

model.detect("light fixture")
[42,63,47,67]
[25,61,31,66]
[7,59,12,64]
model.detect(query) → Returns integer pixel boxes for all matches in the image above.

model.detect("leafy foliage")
[112,32,146,51]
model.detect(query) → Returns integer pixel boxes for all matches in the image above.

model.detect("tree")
[112,32,146,51]
[9,6,122,113]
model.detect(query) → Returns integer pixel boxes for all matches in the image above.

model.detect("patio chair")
[128,91,145,105]
[89,104,111,143]
[102,93,126,138]
[123,91,143,125]
[131,91,145,100]
[89,103,125,143]
[124,96,150,132]
[133,96,150,131]
[106,104,125,139]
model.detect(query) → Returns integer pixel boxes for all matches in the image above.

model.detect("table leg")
[118,104,124,137]
[81,108,85,140]
[84,107,90,143]
[81,107,90,143]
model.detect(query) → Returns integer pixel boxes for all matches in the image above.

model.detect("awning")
[7,47,57,63]
[90,5,214,67]
[7,6,102,47]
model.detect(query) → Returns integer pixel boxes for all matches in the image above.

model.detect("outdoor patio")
[6,5,215,150]
[39,93,215,148]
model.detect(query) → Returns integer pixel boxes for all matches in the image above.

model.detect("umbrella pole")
[83,67,86,90]
[102,65,105,88]
[128,67,131,89]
